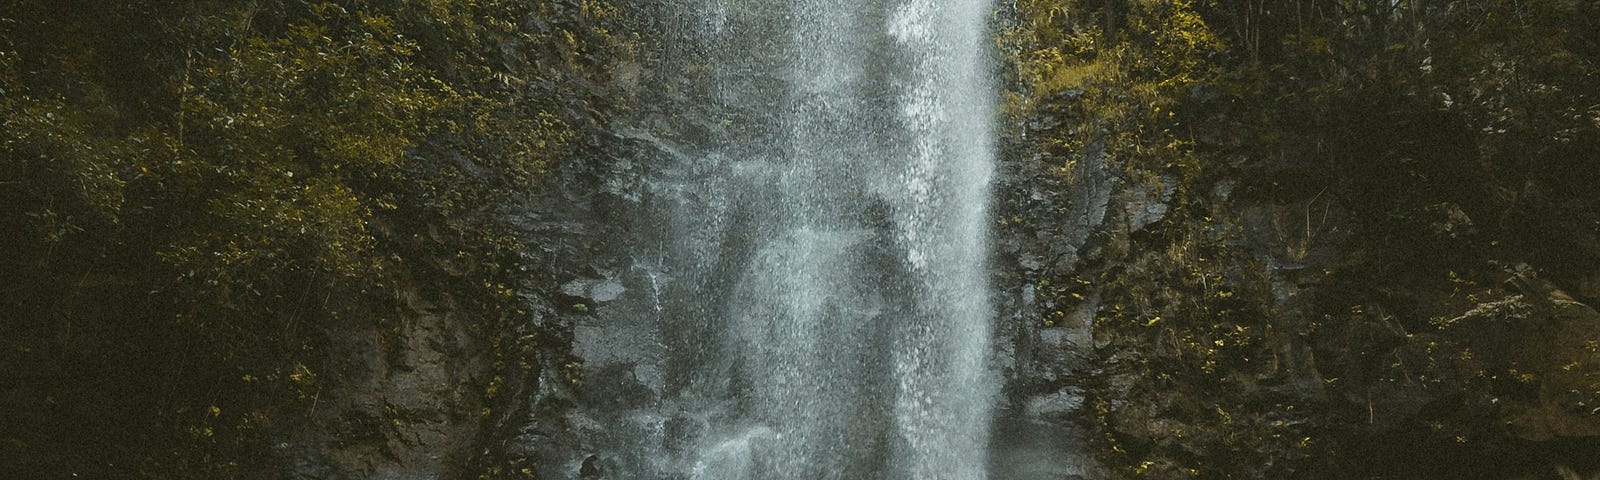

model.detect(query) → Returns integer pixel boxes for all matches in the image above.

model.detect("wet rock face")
[265,104,640,479]
[989,138,1114,479]
[995,115,1600,479]
[286,308,489,480]
[1491,274,1600,443]
[454,126,667,480]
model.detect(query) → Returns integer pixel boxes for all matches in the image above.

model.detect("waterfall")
[599,0,997,477]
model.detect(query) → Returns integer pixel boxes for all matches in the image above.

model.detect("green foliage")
[1003,0,1222,185]
[1004,0,1600,478]
[1,0,627,477]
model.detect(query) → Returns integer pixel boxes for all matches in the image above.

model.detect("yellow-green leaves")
[2,1,629,476]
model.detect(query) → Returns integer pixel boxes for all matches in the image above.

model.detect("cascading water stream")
[600,0,997,477]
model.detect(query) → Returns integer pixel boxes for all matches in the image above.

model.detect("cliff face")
[997,137,1600,479]
[7,1,1598,479]
[0,1,631,478]
[262,1,1600,477]
[997,1,1600,478]
[277,297,489,478]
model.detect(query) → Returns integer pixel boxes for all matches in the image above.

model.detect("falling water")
[603,0,997,478]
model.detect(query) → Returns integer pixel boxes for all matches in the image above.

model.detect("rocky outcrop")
[992,1,1600,477]
[995,106,1600,480]
[283,306,489,479]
